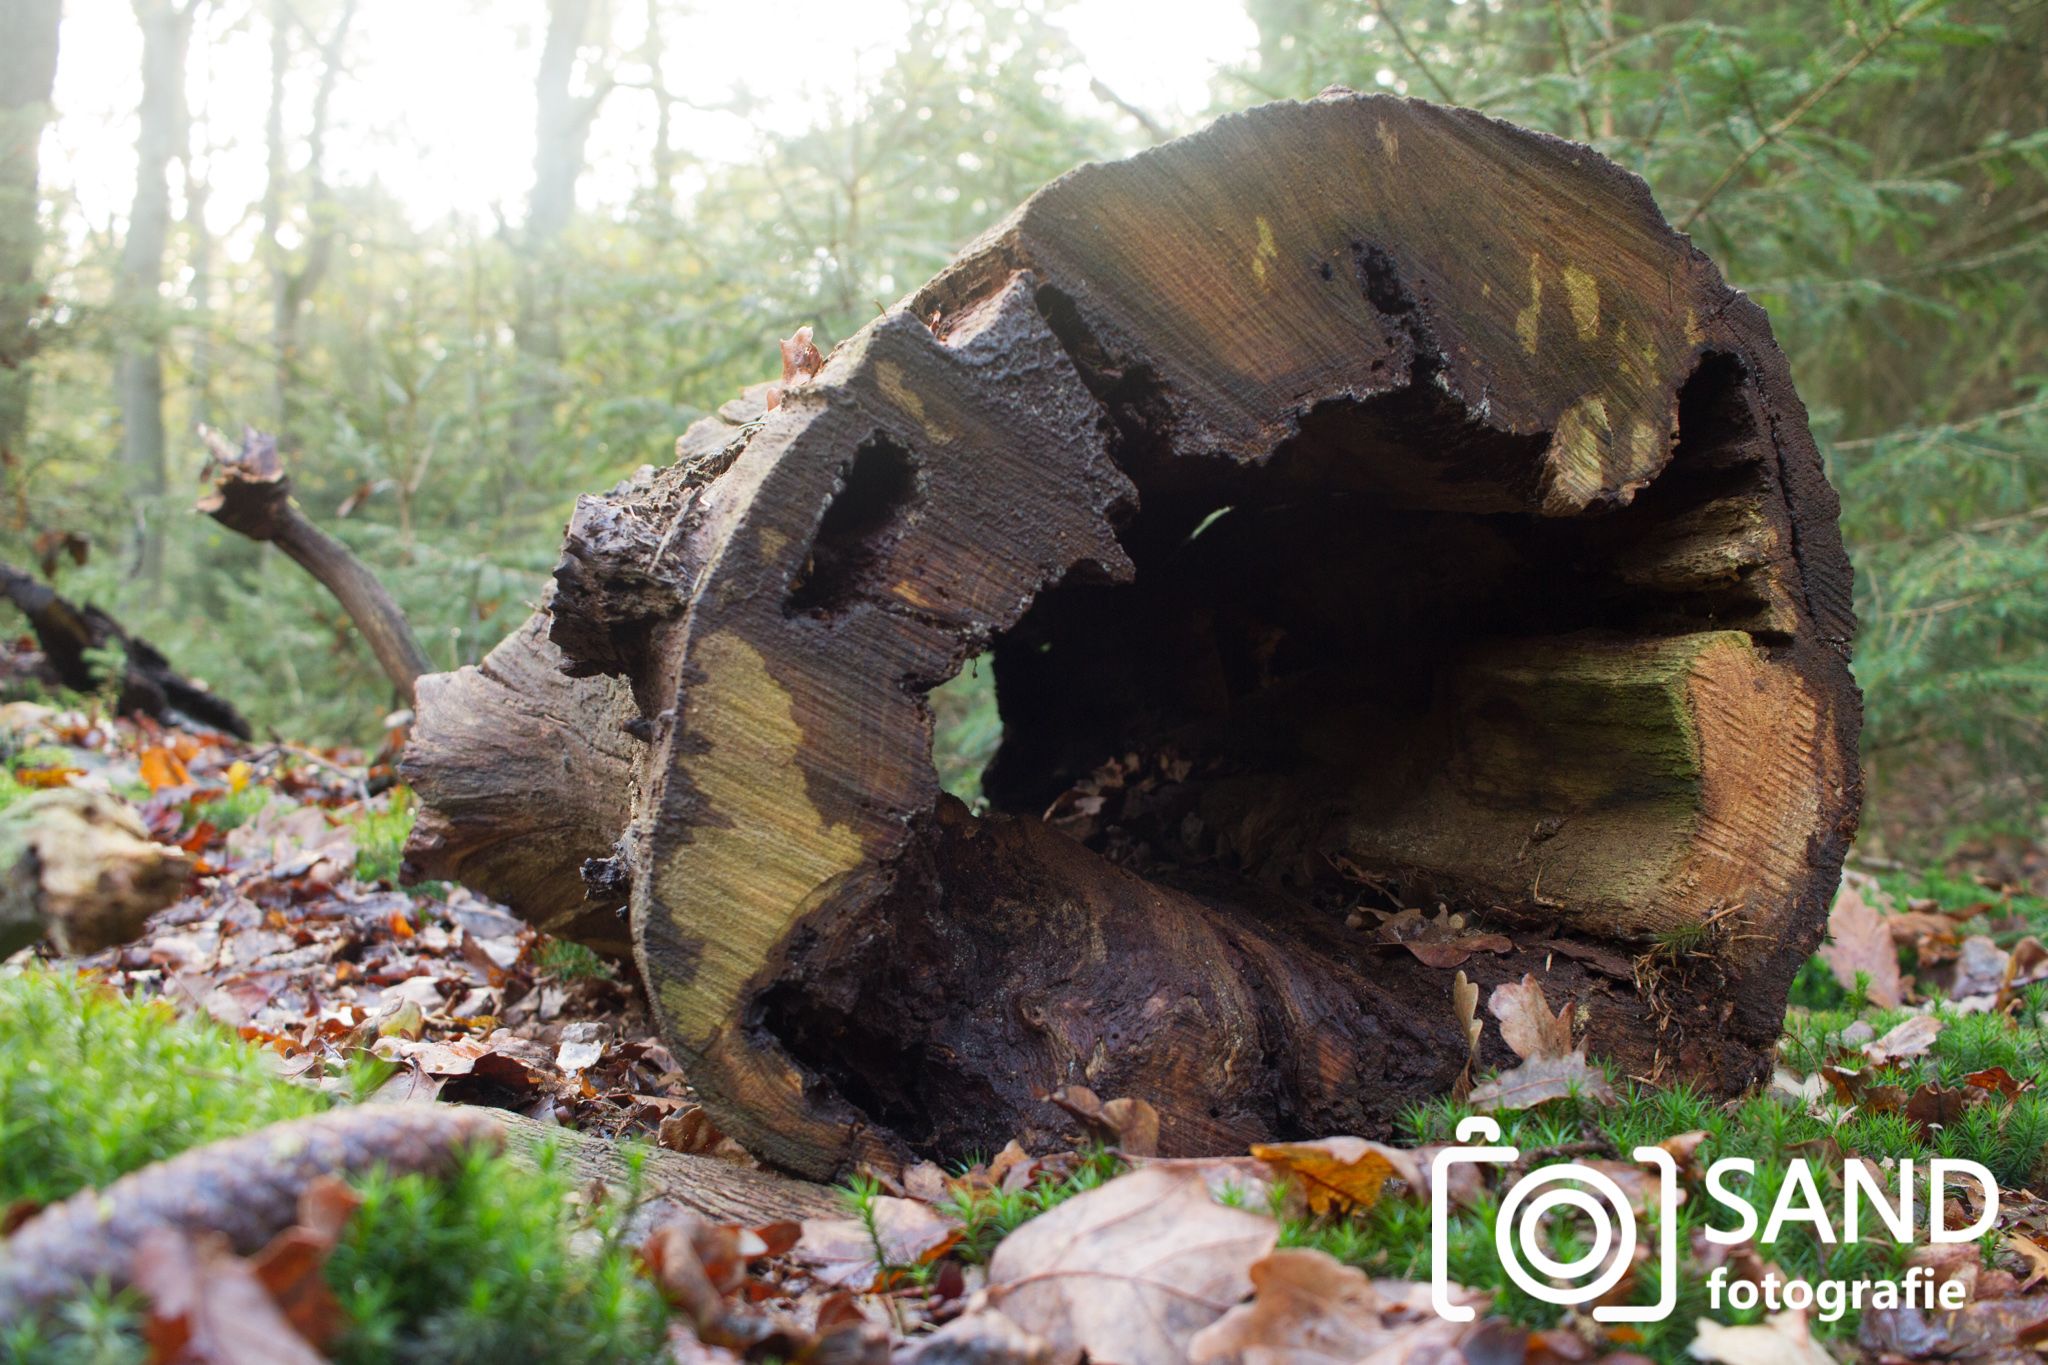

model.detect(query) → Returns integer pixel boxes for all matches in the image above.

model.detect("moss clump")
[0,969,326,1207]
[0,970,671,1364]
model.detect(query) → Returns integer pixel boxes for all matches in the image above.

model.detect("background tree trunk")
[511,0,608,461]
[116,0,196,590]
[407,94,1862,1179]
[0,0,62,530]
[261,0,355,434]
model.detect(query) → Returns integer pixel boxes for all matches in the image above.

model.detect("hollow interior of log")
[756,346,1815,1158]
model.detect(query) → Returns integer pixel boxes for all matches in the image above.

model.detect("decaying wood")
[0,1104,500,1321]
[407,93,1862,1178]
[0,559,251,738]
[0,788,192,957]
[199,424,432,701]
[492,1110,839,1225]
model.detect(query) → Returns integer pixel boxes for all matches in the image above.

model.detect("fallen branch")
[0,1104,501,1321]
[198,425,432,701]
[0,559,251,738]
[491,1110,840,1226]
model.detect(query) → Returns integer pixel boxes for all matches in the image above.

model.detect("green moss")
[325,1146,670,1365]
[920,1144,1124,1265]
[535,938,616,982]
[0,970,672,1363]
[347,786,444,895]
[0,969,326,1207]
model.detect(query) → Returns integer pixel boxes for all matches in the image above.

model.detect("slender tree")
[0,0,62,531]
[261,0,357,433]
[512,0,611,460]
[115,0,197,587]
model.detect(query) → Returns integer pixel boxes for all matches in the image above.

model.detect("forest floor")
[7,693,2048,1363]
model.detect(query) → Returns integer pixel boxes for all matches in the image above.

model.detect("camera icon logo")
[1430,1116,1678,1323]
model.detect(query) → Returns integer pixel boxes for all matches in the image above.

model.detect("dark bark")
[0,558,251,737]
[198,425,430,701]
[408,94,1862,1179]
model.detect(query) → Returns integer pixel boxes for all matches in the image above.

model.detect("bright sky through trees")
[46,0,1256,245]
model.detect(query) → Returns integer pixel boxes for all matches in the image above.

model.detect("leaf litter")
[19,701,2048,1361]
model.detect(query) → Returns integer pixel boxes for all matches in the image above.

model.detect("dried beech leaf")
[1819,883,1904,1008]
[132,1228,328,1365]
[1470,1051,1617,1113]
[1690,1310,1834,1365]
[1862,1013,1942,1063]
[988,1165,1277,1365]
[1187,1248,1482,1364]
[794,1197,959,1291]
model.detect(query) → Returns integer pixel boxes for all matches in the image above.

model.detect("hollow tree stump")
[404,93,1860,1179]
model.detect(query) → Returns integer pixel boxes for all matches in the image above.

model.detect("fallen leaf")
[1967,1066,2033,1100]
[988,1165,1278,1365]
[140,746,193,794]
[898,1308,1055,1364]
[794,1197,960,1291]
[1470,1052,1618,1113]
[1863,1013,1942,1062]
[1859,1297,2048,1361]
[1490,973,1576,1060]
[1453,970,1481,1060]
[132,1228,328,1365]
[555,1020,607,1073]
[1688,1310,1833,1365]
[1819,882,1904,1008]
[1472,977,1614,1112]
[1375,907,1513,969]
[1048,1085,1162,1157]
[1941,935,2010,998]
[2005,1233,2048,1292]
[1249,1138,1417,1216]
[1907,1081,1977,1137]
[1187,1248,1481,1364]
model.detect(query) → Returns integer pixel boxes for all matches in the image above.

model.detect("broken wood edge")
[405,92,1863,1179]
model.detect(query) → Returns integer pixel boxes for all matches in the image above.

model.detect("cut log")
[0,788,193,957]
[0,560,251,738]
[405,93,1861,1179]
